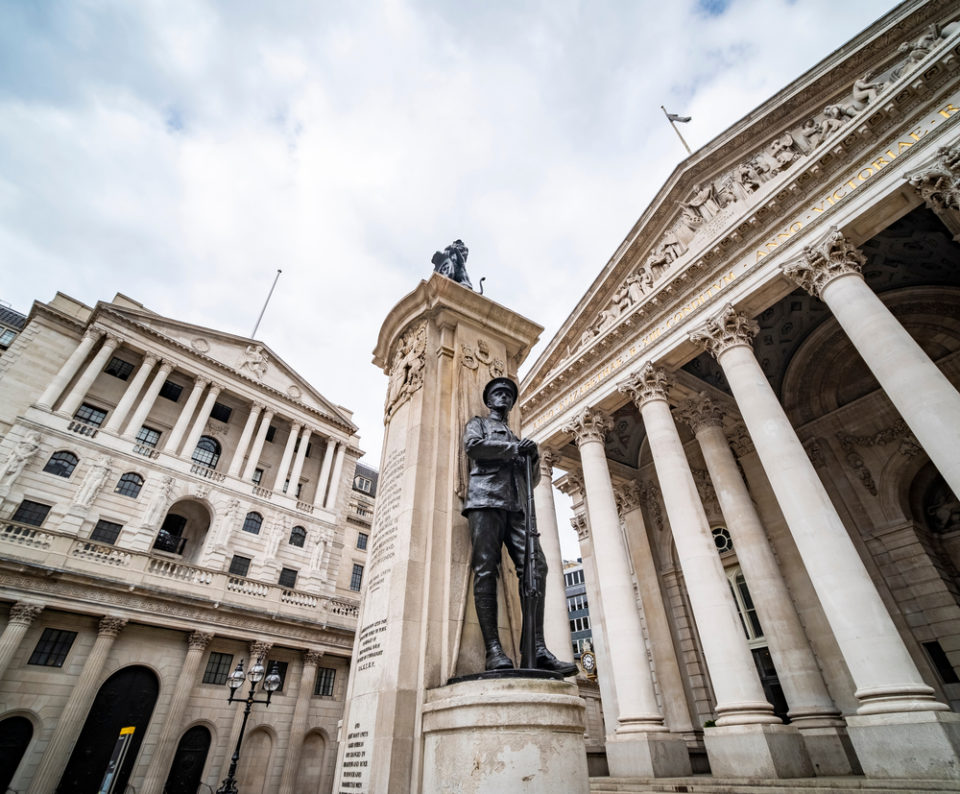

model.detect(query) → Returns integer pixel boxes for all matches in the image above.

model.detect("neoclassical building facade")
[522,0,960,782]
[0,291,370,793]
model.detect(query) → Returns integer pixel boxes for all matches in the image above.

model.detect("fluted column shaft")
[287,426,312,497]
[275,422,302,493]
[324,443,347,509]
[181,384,223,461]
[102,354,156,433]
[533,452,574,661]
[123,360,174,439]
[313,440,336,508]
[37,329,103,410]
[564,409,666,734]
[242,408,275,481]
[277,650,323,794]
[227,404,263,477]
[27,617,127,794]
[621,367,777,727]
[58,335,120,418]
[164,377,208,454]
[139,632,212,794]
[0,602,44,680]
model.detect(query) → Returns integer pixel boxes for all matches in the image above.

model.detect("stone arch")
[0,711,38,793]
[234,724,275,794]
[294,728,331,793]
[164,721,215,794]
[154,497,213,564]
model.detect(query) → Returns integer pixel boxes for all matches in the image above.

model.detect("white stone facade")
[523,0,960,782]
[0,291,369,793]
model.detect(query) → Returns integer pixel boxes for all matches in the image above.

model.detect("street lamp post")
[216,653,282,794]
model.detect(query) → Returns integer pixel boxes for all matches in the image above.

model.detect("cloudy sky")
[1,0,898,556]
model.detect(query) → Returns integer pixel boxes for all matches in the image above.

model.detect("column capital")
[539,449,560,479]
[98,616,128,637]
[250,639,272,659]
[562,407,613,447]
[252,402,266,413]
[156,358,176,374]
[8,602,44,626]
[781,227,866,298]
[207,382,223,397]
[304,649,325,667]
[141,353,159,368]
[614,480,643,515]
[103,332,123,348]
[690,305,759,359]
[675,392,725,434]
[618,362,671,409]
[556,469,584,497]
[82,326,105,343]
[187,631,213,651]
[570,512,590,542]
[905,143,960,214]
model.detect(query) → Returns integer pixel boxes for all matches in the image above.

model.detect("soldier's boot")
[475,594,514,671]
[534,594,578,676]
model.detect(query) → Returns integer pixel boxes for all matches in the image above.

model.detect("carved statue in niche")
[682,183,721,221]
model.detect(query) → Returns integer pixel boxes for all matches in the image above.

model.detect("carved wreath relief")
[460,338,505,379]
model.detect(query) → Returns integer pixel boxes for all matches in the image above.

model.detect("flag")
[666,112,692,123]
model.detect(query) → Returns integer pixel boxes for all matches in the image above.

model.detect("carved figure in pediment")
[737,159,770,193]
[851,73,885,111]
[646,248,671,279]
[240,344,269,380]
[715,178,739,209]
[769,133,801,171]
[660,228,686,260]
[682,183,720,221]
[799,118,824,150]
[596,307,619,334]
[579,328,597,350]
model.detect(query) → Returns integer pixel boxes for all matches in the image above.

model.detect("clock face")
[582,652,596,672]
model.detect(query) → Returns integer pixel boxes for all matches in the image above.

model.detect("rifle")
[520,452,541,669]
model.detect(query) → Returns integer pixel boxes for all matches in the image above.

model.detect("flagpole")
[661,105,692,155]
[251,269,282,338]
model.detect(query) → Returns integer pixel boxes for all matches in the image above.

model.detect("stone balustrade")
[0,520,359,628]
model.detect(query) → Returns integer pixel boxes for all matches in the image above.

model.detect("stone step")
[590,777,960,794]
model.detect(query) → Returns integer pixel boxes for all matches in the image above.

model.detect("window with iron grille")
[278,567,298,589]
[266,660,289,691]
[90,519,123,544]
[43,451,79,478]
[136,426,161,448]
[74,403,107,427]
[241,512,262,534]
[314,666,336,697]
[159,380,182,402]
[289,526,306,547]
[202,651,234,685]
[357,532,368,550]
[228,555,251,577]
[210,402,232,423]
[191,436,221,468]
[12,500,52,527]
[28,628,77,667]
[350,563,364,592]
[114,472,144,498]
[104,356,134,381]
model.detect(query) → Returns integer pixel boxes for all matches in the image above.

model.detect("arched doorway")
[164,724,211,794]
[234,727,273,794]
[154,499,212,564]
[0,715,33,792]
[294,730,328,793]
[57,665,159,794]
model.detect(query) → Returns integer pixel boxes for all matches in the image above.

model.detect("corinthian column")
[27,617,127,794]
[139,631,213,794]
[275,421,302,493]
[905,144,960,241]
[562,408,690,777]
[163,376,208,454]
[277,650,324,794]
[103,353,157,434]
[181,383,222,461]
[36,327,103,411]
[691,305,958,778]
[533,450,575,662]
[227,403,263,477]
[782,227,960,497]
[58,333,121,418]
[0,602,44,680]
[123,359,174,439]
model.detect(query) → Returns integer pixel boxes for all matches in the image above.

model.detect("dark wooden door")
[163,725,211,794]
[0,715,33,792]
[57,665,159,793]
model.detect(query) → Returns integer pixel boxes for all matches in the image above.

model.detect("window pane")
[289,526,306,547]
[12,500,52,527]
[28,628,77,667]
[104,357,134,380]
[241,513,262,534]
[90,519,122,544]
[252,468,264,485]
[135,426,161,448]
[228,555,251,577]
[202,651,234,685]
[357,532,368,550]
[265,426,276,443]
[350,564,364,591]
[114,472,144,498]
[278,567,298,589]
[74,404,107,427]
[0,328,16,347]
[159,380,182,402]
[191,436,221,468]
[210,402,232,423]
[43,451,79,478]
[314,666,336,696]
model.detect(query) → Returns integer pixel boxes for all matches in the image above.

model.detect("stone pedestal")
[605,732,692,778]
[421,678,588,794]
[703,724,814,778]
[846,711,960,779]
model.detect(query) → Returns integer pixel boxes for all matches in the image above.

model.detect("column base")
[846,710,960,779]
[796,724,863,776]
[704,723,813,778]
[605,731,692,777]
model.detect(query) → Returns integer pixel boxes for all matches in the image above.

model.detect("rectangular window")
[104,356,134,380]
[12,499,52,527]
[159,380,183,402]
[266,659,289,691]
[90,519,123,544]
[0,328,16,347]
[265,425,277,443]
[252,468,264,485]
[314,666,336,697]
[278,567,298,589]
[28,627,78,667]
[74,403,107,427]
[228,555,251,577]
[210,402,232,423]
[354,476,372,493]
[202,651,234,685]
[136,425,161,448]
[350,563,364,592]
[357,532,368,550]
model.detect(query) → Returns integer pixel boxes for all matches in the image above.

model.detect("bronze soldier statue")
[462,377,578,675]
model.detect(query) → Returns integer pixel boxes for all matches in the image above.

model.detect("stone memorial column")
[334,273,588,794]
[27,617,127,794]
[103,353,157,434]
[676,394,858,775]
[691,305,959,779]
[163,376,208,454]
[620,365,812,779]
[532,450,575,663]
[563,407,690,777]
[241,407,275,481]
[0,602,43,680]
[35,327,103,410]
[58,333,121,418]
[139,631,213,794]
[227,403,263,477]
[180,383,222,460]
[783,227,960,497]
[123,359,175,439]
[277,649,323,794]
